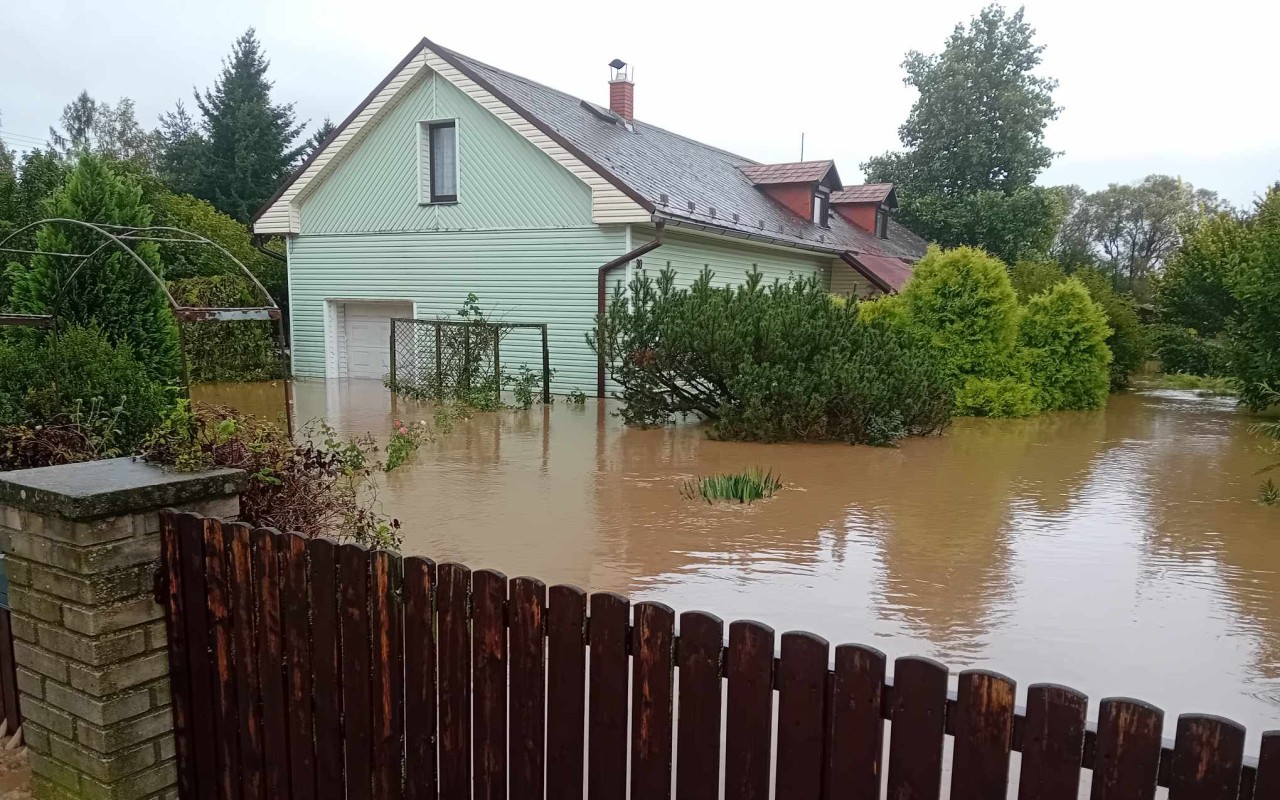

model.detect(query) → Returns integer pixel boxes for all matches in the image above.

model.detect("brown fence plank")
[253,529,291,800]
[1090,698,1164,800]
[0,609,19,733]
[724,620,775,800]
[1254,731,1280,800]
[438,563,472,799]
[949,670,1015,800]
[510,577,547,800]
[161,512,197,800]
[775,631,829,800]
[472,569,508,800]
[180,512,220,800]
[547,584,587,800]
[1167,714,1246,800]
[282,532,316,800]
[307,537,343,800]
[1017,683,1087,800]
[588,592,630,800]
[339,543,373,800]
[227,524,264,800]
[886,655,949,800]
[823,644,885,800]
[371,551,405,800]
[676,611,723,800]
[404,557,438,800]
[631,602,675,800]
[203,518,242,800]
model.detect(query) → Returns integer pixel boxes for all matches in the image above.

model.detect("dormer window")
[876,205,889,238]
[813,188,831,228]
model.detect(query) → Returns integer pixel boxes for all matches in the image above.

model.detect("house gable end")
[253,40,648,234]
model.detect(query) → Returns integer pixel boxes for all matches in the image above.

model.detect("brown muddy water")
[194,379,1280,746]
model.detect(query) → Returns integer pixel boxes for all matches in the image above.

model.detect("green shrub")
[5,154,180,380]
[1018,279,1112,411]
[1229,190,1280,410]
[590,268,953,445]
[1149,324,1232,377]
[898,246,1022,383]
[1009,259,1067,302]
[0,326,172,455]
[169,275,283,382]
[1073,268,1147,390]
[681,468,782,504]
[954,376,1040,417]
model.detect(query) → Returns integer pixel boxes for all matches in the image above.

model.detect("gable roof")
[254,38,927,269]
[740,160,839,186]
[832,183,895,205]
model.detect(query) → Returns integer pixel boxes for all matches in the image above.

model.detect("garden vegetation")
[590,268,954,445]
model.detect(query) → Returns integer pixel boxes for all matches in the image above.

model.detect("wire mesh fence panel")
[389,319,551,405]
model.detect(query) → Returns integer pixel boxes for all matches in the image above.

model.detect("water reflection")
[192,379,1280,744]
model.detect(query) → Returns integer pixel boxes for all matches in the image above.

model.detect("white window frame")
[418,118,460,205]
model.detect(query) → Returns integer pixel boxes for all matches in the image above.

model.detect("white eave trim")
[253,43,649,234]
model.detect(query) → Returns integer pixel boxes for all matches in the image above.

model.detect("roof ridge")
[442,47,760,165]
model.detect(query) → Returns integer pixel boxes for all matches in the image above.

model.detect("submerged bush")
[0,325,172,456]
[589,268,953,445]
[1018,279,1112,411]
[1149,324,1232,377]
[682,468,782,504]
[169,275,283,382]
[143,402,407,548]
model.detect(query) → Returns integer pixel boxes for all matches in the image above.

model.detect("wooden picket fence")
[158,510,1280,800]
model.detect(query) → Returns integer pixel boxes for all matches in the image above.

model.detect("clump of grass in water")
[1260,479,1279,506]
[681,468,782,504]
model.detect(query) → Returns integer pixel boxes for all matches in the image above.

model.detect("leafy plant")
[1259,479,1279,507]
[1136,373,1240,395]
[169,275,283,382]
[590,267,953,445]
[1018,279,1112,411]
[566,389,588,405]
[143,402,403,548]
[681,468,783,504]
[385,419,431,471]
[505,364,546,410]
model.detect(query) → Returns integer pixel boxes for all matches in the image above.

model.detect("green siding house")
[253,38,927,395]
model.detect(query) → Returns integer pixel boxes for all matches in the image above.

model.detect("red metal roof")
[739,160,837,186]
[831,183,895,204]
[848,252,915,292]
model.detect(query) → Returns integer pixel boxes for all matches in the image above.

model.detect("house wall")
[288,227,627,393]
[625,228,834,293]
[830,262,882,299]
[300,72,594,234]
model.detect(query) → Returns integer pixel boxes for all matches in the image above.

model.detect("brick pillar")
[0,458,245,800]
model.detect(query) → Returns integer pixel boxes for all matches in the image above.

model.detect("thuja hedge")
[589,268,953,445]
[862,246,1113,417]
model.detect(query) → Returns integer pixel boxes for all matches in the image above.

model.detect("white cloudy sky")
[2,0,1277,207]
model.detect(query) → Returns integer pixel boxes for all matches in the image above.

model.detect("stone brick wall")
[0,459,244,800]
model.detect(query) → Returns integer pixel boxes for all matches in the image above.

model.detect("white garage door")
[340,301,413,380]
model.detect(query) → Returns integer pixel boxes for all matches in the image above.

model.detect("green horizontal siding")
[631,228,834,290]
[289,227,626,393]
[301,72,593,234]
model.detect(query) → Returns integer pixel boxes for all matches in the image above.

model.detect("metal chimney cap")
[609,58,627,70]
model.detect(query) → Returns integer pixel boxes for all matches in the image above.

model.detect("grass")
[681,468,783,504]
[1135,373,1241,396]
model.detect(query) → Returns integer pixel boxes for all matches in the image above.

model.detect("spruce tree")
[194,29,305,222]
[6,154,181,379]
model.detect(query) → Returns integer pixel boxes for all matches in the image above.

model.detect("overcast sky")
[3,0,1277,208]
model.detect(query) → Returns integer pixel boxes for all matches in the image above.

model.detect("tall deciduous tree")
[193,29,305,222]
[1059,175,1225,294]
[863,5,1063,262]
[49,92,157,169]
[5,155,180,379]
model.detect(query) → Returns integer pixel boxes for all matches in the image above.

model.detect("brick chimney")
[608,58,634,120]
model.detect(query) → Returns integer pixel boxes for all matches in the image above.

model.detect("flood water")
[194,379,1280,747]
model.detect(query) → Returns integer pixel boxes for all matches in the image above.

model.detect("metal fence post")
[493,328,501,406]
[388,318,397,388]
[434,322,444,400]
[541,324,551,404]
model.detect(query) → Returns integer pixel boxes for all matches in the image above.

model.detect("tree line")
[864,5,1242,302]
